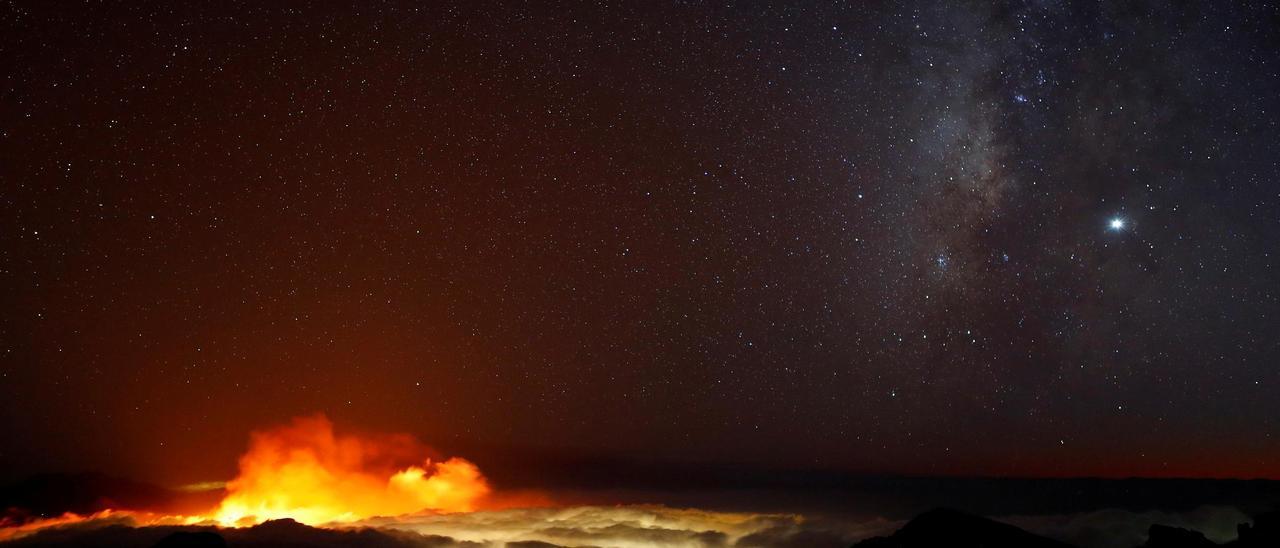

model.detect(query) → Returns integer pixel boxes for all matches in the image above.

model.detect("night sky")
[2,1,1279,487]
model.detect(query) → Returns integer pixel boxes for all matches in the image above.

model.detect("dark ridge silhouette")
[853,508,1280,548]
[1133,509,1280,548]
[1141,524,1215,548]
[6,519,470,548]
[852,508,1073,548]
[151,531,227,548]
[224,518,464,547]
[1234,510,1280,545]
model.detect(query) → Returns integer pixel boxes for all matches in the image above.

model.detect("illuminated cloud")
[357,505,889,547]
[2,506,890,548]
[212,414,494,526]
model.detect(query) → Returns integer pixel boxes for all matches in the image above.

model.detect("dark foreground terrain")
[852,507,1280,548]
[1,507,1275,548]
[3,473,1279,547]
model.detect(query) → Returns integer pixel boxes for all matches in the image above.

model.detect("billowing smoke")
[213,415,493,525]
[0,416,1271,547]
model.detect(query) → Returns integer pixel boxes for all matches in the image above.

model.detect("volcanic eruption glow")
[0,415,505,541]
[5,416,882,546]
[211,414,492,526]
[1,415,881,546]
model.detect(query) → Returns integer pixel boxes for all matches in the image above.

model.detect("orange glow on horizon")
[0,415,526,540]
[211,414,492,526]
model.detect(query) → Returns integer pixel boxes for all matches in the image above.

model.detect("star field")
[1,1,1279,483]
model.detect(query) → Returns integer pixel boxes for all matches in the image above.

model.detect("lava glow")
[0,415,562,542]
[0,417,882,545]
[212,415,491,525]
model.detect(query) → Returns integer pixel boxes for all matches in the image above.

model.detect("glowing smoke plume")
[212,414,491,526]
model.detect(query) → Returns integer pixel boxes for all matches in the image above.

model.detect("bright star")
[1108,218,1125,231]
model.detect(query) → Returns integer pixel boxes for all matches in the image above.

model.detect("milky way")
[1,1,1278,484]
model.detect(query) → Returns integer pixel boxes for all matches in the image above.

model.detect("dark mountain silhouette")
[852,507,1073,548]
[1141,524,1215,548]
[151,531,226,548]
[7,519,466,547]
[1140,510,1280,548]
[855,508,1280,548]
[1234,510,1280,546]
